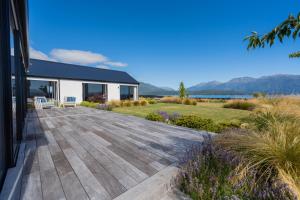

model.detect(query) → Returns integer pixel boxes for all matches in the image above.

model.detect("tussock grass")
[215,98,300,199]
[223,100,256,111]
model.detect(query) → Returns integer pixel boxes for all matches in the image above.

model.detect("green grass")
[113,102,250,122]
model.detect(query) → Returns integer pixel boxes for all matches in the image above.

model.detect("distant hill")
[187,74,300,94]
[139,82,176,95]
[139,74,300,96]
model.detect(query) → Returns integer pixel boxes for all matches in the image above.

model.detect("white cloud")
[11,48,14,56]
[95,65,110,69]
[30,47,53,61]
[28,47,128,68]
[50,49,107,65]
[104,61,128,67]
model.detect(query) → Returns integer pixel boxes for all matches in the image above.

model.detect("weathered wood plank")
[59,129,126,198]
[63,148,111,200]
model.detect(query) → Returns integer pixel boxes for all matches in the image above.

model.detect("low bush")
[215,120,300,199]
[191,99,197,105]
[80,101,98,108]
[140,100,148,106]
[176,137,245,199]
[218,119,241,130]
[96,104,113,111]
[147,98,157,104]
[145,112,164,122]
[160,96,182,104]
[223,101,256,111]
[123,100,132,107]
[174,115,221,132]
[87,94,106,103]
[133,101,140,106]
[177,135,296,199]
[183,98,191,105]
[108,100,121,107]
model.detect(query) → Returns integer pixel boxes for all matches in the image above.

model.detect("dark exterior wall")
[0,0,29,190]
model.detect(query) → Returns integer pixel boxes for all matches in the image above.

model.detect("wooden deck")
[3,107,207,200]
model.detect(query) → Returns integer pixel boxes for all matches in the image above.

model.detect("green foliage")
[147,98,157,104]
[245,13,300,58]
[223,101,256,111]
[289,51,300,58]
[80,101,99,108]
[140,100,148,106]
[183,98,191,105]
[133,101,140,106]
[182,98,197,105]
[177,142,244,200]
[215,108,300,199]
[123,100,132,107]
[145,112,164,122]
[179,81,187,98]
[174,115,221,132]
[218,119,241,130]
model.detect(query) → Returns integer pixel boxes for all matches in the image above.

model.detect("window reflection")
[27,80,56,99]
[83,83,107,103]
[120,85,134,100]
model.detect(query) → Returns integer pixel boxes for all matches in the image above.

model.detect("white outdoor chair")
[34,96,55,109]
[62,96,76,107]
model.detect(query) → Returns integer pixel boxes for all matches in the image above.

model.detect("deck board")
[13,107,207,200]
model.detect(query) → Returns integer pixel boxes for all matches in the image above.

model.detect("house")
[13,58,139,104]
[1,0,139,191]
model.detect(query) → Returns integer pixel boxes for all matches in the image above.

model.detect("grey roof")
[14,58,139,84]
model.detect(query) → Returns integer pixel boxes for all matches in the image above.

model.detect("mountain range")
[139,74,300,95]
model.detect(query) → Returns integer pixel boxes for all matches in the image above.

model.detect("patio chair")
[62,96,76,107]
[34,96,55,109]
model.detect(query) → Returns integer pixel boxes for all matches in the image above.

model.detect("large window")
[27,80,57,99]
[83,83,107,103]
[120,85,134,100]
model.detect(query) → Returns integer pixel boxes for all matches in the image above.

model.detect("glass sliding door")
[27,80,57,100]
[83,83,107,103]
[120,85,134,100]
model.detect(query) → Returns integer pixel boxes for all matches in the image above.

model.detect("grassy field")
[113,102,250,122]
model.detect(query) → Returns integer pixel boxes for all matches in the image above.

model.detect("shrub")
[160,96,182,104]
[223,101,256,111]
[191,99,197,105]
[119,101,125,107]
[176,137,246,199]
[183,98,192,105]
[96,104,113,111]
[108,100,121,107]
[145,112,164,122]
[140,100,148,106]
[80,101,98,108]
[147,98,157,104]
[214,120,300,199]
[168,112,181,122]
[133,101,140,106]
[175,115,221,132]
[218,119,241,130]
[87,94,106,103]
[123,100,132,107]
[156,111,169,121]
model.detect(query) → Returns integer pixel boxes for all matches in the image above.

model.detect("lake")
[189,94,253,99]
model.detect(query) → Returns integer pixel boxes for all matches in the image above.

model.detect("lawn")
[113,102,250,122]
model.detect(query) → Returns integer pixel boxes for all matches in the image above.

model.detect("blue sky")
[29,0,300,89]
